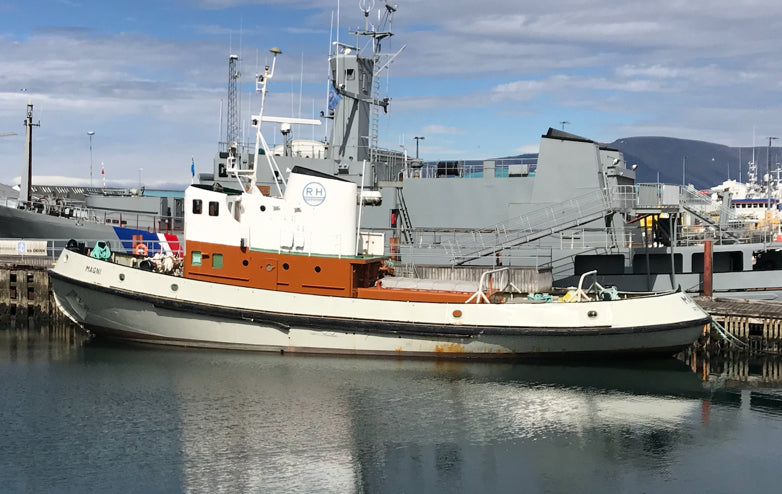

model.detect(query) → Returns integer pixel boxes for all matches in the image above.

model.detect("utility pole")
[21,101,40,205]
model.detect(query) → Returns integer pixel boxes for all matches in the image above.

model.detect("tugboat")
[49,46,710,358]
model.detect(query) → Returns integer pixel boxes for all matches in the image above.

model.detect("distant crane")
[0,132,18,137]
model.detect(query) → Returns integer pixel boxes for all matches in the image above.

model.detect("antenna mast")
[226,54,241,151]
[357,1,397,165]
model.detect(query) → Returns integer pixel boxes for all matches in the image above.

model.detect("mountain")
[503,135,781,190]
[606,137,782,190]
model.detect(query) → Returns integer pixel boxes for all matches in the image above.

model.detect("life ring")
[135,243,148,256]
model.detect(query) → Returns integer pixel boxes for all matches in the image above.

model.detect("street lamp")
[414,136,425,159]
[767,136,778,213]
[87,131,95,188]
[560,121,570,131]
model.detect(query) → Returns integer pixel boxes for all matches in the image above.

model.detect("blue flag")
[328,84,342,111]
[190,157,195,177]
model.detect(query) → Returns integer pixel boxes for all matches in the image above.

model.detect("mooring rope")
[710,318,748,348]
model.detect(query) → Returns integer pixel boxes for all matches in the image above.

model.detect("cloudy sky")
[2,0,782,189]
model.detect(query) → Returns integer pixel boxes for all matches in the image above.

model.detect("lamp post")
[87,131,95,188]
[560,121,570,131]
[767,136,778,213]
[414,136,425,159]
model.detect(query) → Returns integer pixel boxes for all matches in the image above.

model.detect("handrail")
[464,266,521,304]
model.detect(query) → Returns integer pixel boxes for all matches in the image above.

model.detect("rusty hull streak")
[434,342,466,353]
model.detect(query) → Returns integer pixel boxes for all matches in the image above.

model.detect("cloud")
[4,0,782,182]
[514,144,539,155]
[420,125,465,135]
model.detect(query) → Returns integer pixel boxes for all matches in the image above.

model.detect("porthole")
[283,263,290,270]
[260,205,266,212]
[242,260,249,266]
[314,266,321,273]
[587,310,598,318]
[266,264,274,271]
[171,284,179,292]
[119,273,125,281]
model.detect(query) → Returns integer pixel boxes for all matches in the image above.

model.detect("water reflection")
[74,345,715,492]
[0,319,88,363]
[2,327,782,493]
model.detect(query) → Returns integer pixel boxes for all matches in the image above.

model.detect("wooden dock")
[693,296,782,354]
[0,259,57,327]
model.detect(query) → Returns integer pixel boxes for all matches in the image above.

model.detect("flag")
[190,157,195,177]
[328,84,342,111]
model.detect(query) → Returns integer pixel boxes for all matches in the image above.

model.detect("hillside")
[502,134,781,190]
[607,137,779,190]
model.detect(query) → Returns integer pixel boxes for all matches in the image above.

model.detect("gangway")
[451,188,628,265]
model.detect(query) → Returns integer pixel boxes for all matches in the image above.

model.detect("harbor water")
[2,325,782,493]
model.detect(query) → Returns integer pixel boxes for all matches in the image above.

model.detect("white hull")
[51,251,710,358]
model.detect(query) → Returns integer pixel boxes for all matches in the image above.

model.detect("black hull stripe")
[50,270,712,339]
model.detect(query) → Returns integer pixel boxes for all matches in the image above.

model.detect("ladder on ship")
[679,188,747,243]
[451,188,627,265]
[396,188,414,244]
[369,64,381,165]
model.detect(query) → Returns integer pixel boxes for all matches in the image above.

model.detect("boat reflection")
[74,344,724,492]
[6,328,782,492]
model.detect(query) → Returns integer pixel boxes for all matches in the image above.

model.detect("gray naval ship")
[193,2,782,299]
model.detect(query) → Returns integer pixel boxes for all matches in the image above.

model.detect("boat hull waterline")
[51,251,710,358]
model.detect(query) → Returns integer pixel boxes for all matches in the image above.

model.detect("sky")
[2,0,782,189]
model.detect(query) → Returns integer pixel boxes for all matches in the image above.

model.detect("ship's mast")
[244,48,321,196]
[327,1,399,165]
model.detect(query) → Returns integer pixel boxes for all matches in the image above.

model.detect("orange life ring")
[135,243,148,256]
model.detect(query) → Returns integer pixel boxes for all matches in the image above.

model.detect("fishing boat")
[49,48,711,358]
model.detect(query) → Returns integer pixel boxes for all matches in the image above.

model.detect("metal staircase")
[450,188,625,265]
[396,188,414,243]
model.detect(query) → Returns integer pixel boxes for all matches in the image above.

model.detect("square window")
[209,201,219,216]
[212,253,223,269]
[191,251,202,266]
[192,199,202,214]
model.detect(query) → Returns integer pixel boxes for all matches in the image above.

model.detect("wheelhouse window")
[192,199,202,214]
[209,201,219,216]
[191,251,202,266]
[212,253,223,269]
